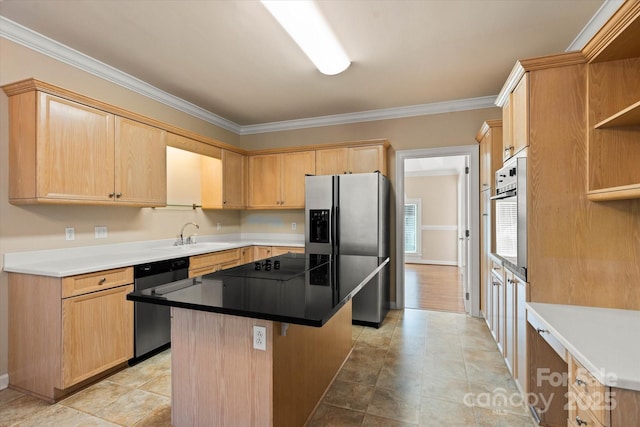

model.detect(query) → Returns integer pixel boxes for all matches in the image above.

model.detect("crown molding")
[240,96,498,135]
[0,16,241,134]
[1,15,496,136]
[566,0,624,53]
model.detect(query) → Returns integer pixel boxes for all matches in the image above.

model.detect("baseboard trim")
[405,260,458,266]
[0,374,8,390]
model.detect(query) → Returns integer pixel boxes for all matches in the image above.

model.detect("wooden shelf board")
[594,100,640,129]
[587,183,640,201]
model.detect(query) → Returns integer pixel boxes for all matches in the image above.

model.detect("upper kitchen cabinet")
[476,120,503,191]
[316,140,389,176]
[581,2,640,201]
[2,79,166,207]
[115,117,166,206]
[501,73,528,162]
[248,151,315,209]
[167,133,246,209]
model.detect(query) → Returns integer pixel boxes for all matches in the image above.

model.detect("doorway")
[395,145,480,317]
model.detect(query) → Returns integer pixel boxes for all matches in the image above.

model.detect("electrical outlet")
[65,227,75,241]
[291,222,296,230]
[253,325,266,351]
[217,222,221,231]
[95,226,108,239]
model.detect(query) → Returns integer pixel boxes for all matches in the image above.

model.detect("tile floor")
[0,309,536,427]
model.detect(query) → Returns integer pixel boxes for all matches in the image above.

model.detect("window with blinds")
[404,203,418,254]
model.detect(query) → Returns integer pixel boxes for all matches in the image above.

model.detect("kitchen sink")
[151,242,232,252]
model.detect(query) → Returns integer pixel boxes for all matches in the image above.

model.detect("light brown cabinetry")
[253,245,304,261]
[8,267,134,401]
[248,151,315,208]
[489,260,504,351]
[502,73,528,161]
[253,245,273,261]
[316,143,387,176]
[189,248,242,277]
[583,3,640,201]
[220,150,247,208]
[3,86,166,206]
[240,246,254,264]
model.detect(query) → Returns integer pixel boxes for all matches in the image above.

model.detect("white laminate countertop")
[527,302,640,391]
[2,233,304,277]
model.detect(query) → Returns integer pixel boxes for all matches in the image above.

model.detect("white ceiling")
[0,0,609,132]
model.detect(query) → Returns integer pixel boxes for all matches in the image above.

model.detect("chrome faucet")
[177,222,199,245]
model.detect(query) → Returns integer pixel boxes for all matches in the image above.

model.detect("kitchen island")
[127,252,389,427]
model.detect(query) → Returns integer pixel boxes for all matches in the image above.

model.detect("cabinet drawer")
[569,393,606,427]
[569,355,610,426]
[490,260,504,280]
[62,267,133,298]
[190,249,240,270]
[188,257,242,278]
[527,309,566,362]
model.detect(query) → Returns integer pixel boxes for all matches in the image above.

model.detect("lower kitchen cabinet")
[8,267,134,401]
[271,246,305,256]
[189,248,242,277]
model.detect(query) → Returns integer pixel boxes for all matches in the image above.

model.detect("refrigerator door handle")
[334,205,340,251]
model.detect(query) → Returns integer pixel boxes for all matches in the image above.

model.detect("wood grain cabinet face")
[221,149,247,209]
[188,249,242,277]
[248,151,315,209]
[7,91,167,206]
[62,284,134,388]
[316,144,387,176]
[253,246,273,261]
[502,74,529,162]
[115,117,166,206]
[36,92,115,202]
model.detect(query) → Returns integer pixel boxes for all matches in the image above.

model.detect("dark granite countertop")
[127,253,389,327]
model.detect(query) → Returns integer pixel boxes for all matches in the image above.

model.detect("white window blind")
[404,203,418,254]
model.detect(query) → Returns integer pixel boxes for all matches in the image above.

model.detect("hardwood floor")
[404,263,465,313]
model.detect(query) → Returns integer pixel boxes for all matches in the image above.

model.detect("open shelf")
[587,183,640,201]
[594,100,640,129]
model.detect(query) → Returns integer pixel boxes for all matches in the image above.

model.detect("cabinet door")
[316,148,348,175]
[222,150,247,209]
[515,276,528,393]
[271,246,305,256]
[480,191,491,323]
[115,117,166,206]
[502,97,513,161]
[511,73,529,156]
[281,151,315,208]
[240,246,253,264]
[480,131,492,190]
[253,246,272,261]
[349,145,385,175]
[504,271,516,374]
[37,93,115,202]
[248,154,281,208]
[61,284,133,388]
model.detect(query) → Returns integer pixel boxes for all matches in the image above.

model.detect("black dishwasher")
[132,257,189,364]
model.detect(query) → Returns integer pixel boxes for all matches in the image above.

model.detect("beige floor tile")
[422,372,471,404]
[322,379,375,411]
[139,372,171,397]
[14,404,119,427]
[467,381,529,416]
[132,403,172,427]
[60,380,133,415]
[418,396,477,426]
[367,388,421,425]
[307,403,365,427]
[94,389,169,426]
[0,389,24,406]
[0,395,50,427]
[474,406,537,427]
[376,365,423,396]
[362,413,419,426]
[336,363,381,386]
[107,359,169,388]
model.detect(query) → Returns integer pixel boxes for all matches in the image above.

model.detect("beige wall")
[0,37,501,378]
[405,175,459,264]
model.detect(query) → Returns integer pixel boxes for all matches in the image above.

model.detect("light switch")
[95,226,108,239]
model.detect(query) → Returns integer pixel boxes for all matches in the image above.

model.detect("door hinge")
[465,229,470,238]
[465,166,469,174]
[466,292,470,300]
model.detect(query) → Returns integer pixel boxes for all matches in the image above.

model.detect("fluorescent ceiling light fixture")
[261,0,350,75]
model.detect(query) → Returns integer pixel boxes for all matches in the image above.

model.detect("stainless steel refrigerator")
[305,172,390,327]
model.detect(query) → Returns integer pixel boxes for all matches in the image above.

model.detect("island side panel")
[273,300,353,427]
[170,308,274,427]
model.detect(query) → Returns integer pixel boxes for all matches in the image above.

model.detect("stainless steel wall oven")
[491,154,527,280]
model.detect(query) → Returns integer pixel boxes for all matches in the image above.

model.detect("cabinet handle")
[492,281,499,287]
[576,378,587,387]
[575,416,588,426]
[116,192,122,198]
[99,277,107,285]
[108,192,115,198]
[223,200,227,204]
[536,328,549,334]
